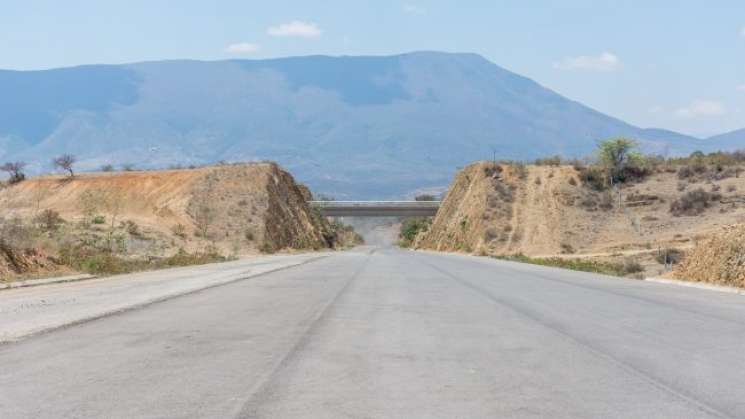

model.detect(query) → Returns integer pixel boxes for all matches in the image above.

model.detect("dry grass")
[674,224,745,288]
[415,160,745,275]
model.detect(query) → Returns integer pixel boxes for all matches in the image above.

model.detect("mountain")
[0,52,740,198]
[706,129,745,150]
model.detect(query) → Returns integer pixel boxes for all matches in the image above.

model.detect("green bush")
[92,215,106,225]
[399,217,431,247]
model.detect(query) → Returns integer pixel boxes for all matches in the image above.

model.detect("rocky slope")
[673,224,745,288]
[414,160,745,277]
[0,162,347,280]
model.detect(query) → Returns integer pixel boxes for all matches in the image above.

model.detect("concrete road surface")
[1,247,744,418]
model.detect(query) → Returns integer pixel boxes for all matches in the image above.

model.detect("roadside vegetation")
[0,212,229,280]
[493,254,645,278]
[399,217,432,247]
[410,137,745,285]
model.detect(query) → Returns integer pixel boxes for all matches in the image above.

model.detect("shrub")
[512,162,528,179]
[100,164,115,172]
[124,220,142,237]
[34,209,65,231]
[484,228,499,242]
[399,217,432,247]
[620,258,644,274]
[655,248,684,265]
[677,165,706,179]
[670,188,721,216]
[92,215,106,225]
[171,223,187,239]
[483,164,503,177]
[577,166,607,191]
[534,155,562,166]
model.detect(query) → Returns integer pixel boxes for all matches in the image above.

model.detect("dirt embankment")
[0,243,67,279]
[0,162,347,279]
[673,224,745,288]
[415,161,745,278]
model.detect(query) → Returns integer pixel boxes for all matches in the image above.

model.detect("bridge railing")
[308,201,441,217]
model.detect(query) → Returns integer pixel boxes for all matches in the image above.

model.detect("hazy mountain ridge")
[0,52,740,198]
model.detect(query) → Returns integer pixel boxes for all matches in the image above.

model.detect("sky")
[1,0,744,137]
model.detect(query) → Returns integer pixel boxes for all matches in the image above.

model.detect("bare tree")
[1,161,27,184]
[194,203,214,239]
[104,191,125,252]
[53,154,77,177]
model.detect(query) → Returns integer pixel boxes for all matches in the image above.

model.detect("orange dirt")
[415,161,745,278]
[0,163,336,258]
[673,224,745,288]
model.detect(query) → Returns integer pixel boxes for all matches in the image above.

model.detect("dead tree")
[1,161,27,184]
[53,154,77,177]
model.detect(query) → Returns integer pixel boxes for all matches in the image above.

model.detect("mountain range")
[1,51,742,198]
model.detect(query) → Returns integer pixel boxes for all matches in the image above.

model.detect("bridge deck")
[309,201,440,217]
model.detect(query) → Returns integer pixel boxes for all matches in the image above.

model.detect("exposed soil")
[673,224,745,288]
[415,161,745,278]
[0,162,352,279]
[0,243,68,281]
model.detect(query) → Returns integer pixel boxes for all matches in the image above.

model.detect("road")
[1,247,744,418]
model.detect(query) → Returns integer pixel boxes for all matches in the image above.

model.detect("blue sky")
[2,0,744,137]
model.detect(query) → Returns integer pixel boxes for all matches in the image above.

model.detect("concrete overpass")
[309,201,440,217]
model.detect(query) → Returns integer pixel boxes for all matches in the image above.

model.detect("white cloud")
[737,84,745,92]
[553,52,620,72]
[267,21,321,38]
[224,42,260,55]
[403,3,426,14]
[675,100,726,118]
[740,26,745,37]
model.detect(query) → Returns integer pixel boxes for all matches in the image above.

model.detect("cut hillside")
[0,162,350,280]
[0,242,67,280]
[415,160,745,276]
[673,224,745,288]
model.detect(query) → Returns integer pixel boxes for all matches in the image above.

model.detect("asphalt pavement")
[1,247,744,418]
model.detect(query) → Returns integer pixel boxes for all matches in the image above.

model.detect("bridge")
[309,201,440,217]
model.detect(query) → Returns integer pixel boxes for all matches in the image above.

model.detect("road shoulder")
[0,253,328,343]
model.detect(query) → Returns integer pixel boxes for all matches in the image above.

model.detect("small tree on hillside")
[597,138,641,185]
[1,161,27,184]
[53,154,77,177]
